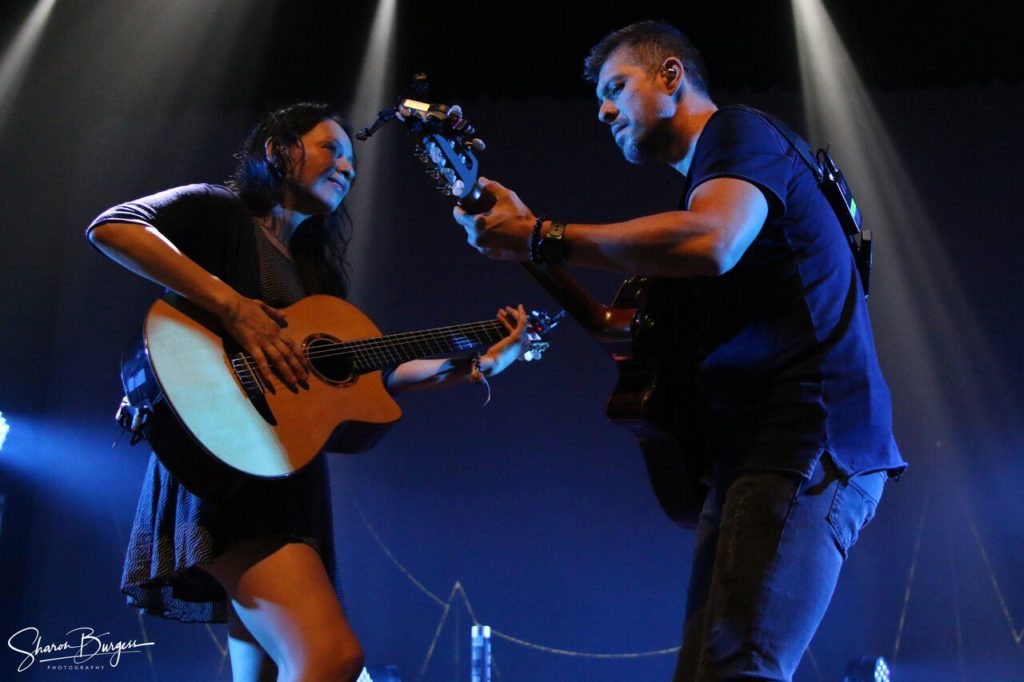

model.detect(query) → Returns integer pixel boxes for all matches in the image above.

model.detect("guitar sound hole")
[306,336,355,385]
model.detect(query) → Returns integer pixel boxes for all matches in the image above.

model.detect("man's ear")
[661,57,685,96]
[264,137,276,164]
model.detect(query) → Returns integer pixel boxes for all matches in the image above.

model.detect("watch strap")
[537,220,570,265]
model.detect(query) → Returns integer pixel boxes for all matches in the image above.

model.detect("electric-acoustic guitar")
[366,90,709,527]
[117,293,558,500]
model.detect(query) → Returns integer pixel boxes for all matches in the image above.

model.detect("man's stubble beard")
[623,120,676,166]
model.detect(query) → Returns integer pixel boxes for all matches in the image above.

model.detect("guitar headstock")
[397,98,495,213]
[522,309,567,362]
[357,75,495,214]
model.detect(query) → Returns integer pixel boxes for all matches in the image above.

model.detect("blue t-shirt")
[640,107,905,481]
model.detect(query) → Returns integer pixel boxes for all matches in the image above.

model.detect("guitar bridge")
[231,352,266,396]
[230,352,278,426]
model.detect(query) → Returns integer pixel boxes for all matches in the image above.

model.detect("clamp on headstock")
[356,75,493,212]
[355,72,430,141]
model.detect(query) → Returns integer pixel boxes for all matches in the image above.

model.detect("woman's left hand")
[479,304,530,377]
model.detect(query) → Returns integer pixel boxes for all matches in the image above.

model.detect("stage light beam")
[0,0,58,133]
[0,411,9,452]
[790,0,1019,463]
[792,0,1024,666]
[344,0,399,303]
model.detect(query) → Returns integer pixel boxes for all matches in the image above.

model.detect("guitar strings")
[241,319,505,364]
[230,319,509,379]
[318,321,507,356]
[231,320,510,391]
[307,321,506,363]
[232,336,499,392]
[311,320,503,350]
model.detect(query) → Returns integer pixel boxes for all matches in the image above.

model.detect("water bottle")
[470,625,491,682]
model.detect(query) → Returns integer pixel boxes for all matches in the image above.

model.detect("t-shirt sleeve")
[86,183,241,261]
[685,108,793,220]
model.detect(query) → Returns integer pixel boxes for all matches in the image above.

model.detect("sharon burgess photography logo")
[6,626,155,673]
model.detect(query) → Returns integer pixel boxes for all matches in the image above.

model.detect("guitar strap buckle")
[115,395,153,446]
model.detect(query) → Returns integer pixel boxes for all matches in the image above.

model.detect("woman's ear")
[264,137,275,164]
[264,137,286,177]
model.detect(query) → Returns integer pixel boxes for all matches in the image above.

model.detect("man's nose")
[598,100,618,125]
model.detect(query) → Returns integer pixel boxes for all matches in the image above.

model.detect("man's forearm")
[542,211,726,277]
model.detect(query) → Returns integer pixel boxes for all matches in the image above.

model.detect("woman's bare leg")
[224,601,277,682]
[204,539,364,682]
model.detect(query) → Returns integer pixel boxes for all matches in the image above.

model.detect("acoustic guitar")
[117,294,558,500]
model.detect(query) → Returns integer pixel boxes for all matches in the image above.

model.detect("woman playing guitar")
[87,102,530,682]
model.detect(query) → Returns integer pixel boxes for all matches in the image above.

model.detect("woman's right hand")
[87,222,311,392]
[218,296,311,393]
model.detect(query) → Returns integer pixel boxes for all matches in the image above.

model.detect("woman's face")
[283,118,356,215]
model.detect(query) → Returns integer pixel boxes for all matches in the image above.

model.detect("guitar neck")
[342,319,507,372]
[519,262,634,342]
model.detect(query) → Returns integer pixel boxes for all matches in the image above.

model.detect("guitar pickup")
[115,395,152,445]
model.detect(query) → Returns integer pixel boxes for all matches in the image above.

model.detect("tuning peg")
[465,138,486,151]
[426,142,445,164]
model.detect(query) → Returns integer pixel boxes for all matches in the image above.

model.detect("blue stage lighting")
[0,411,9,452]
[844,655,891,682]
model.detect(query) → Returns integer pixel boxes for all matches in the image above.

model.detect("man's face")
[595,47,676,164]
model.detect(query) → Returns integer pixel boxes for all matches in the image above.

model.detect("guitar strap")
[727,105,873,297]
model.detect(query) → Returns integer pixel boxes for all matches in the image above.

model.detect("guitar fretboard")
[326,319,507,372]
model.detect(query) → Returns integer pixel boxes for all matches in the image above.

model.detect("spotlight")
[0,411,9,452]
[844,655,891,682]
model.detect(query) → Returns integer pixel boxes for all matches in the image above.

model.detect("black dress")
[109,201,336,623]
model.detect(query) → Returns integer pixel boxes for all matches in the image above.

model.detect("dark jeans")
[672,456,886,681]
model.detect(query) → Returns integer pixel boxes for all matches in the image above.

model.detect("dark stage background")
[1,1,1022,681]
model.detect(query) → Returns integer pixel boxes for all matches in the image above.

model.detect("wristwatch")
[536,220,571,266]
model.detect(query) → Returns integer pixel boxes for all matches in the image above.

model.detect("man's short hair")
[583,20,710,96]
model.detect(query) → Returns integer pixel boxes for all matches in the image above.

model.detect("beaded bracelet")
[528,214,548,264]
[468,353,492,406]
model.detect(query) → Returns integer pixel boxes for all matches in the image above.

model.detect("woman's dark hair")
[583,20,710,97]
[228,102,353,298]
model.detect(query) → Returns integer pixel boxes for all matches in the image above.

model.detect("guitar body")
[122,295,402,499]
[518,266,708,528]
[603,278,709,529]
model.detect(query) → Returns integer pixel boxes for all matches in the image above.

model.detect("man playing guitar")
[452,21,906,682]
